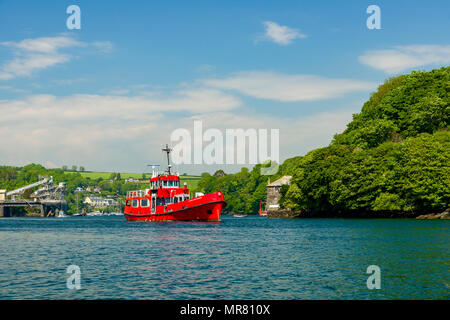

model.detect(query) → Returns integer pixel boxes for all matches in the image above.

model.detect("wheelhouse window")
[132,199,139,207]
[141,198,149,207]
[165,197,174,204]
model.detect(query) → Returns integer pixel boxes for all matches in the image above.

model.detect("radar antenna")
[147,164,160,178]
[162,144,172,174]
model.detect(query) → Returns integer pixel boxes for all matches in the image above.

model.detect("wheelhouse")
[125,173,191,215]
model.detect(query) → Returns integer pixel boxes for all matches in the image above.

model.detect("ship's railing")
[127,190,146,198]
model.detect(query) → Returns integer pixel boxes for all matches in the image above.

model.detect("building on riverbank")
[266,176,292,211]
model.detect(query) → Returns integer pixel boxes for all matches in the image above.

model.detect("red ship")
[124,145,226,222]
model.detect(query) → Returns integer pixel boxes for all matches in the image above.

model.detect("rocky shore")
[416,208,450,220]
[267,210,302,219]
[265,208,450,219]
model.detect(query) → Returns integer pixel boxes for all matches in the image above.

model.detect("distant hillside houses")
[125,178,139,183]
[84,196,116,208]
[86,186,102,193]
[74,187,84,193]
[75,186,102,193]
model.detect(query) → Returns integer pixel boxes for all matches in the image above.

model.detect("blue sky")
[0,0,449,174]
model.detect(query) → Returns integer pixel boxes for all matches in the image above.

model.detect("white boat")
[107,212,124,216]
[86,211,103,216]
[56,210,67,218]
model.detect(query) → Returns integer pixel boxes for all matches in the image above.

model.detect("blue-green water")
[0,216,448,299]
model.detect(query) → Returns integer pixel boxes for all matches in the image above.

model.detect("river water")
[0,215,448,299]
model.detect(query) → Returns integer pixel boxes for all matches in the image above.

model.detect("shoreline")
[265,208,450,219]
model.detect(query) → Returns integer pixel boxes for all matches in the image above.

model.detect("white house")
[84,197,116,208]
[74,187,84,193]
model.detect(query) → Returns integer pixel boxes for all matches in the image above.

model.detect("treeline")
[193,157,301,214]
[0,164,142,214]
[195,67,450,216]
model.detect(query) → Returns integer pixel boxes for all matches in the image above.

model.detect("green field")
[179,177,200,190]
[65,171,201,189]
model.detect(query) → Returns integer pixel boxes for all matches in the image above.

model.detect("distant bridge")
[0,177,67,217]
[0,200,67,217]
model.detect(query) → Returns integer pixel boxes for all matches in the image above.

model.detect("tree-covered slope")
[283,130,449,215]
[283,67,450,215]
[195,67,450,216]
[333,67,449,149]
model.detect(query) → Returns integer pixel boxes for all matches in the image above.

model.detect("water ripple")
[0,216,449,299]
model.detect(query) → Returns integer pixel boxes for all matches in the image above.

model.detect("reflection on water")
[0,216,448,299]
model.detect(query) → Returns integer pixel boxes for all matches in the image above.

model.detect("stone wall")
[266,186,281,210]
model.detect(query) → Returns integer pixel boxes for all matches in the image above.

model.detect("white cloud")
[201,71,376,102]
[92,41,114,53]
[195,64,215,73]
[359,45,450,74]
[262,21,306,45]
[2,53,70,78]
[1,36,85,53]
[0,85,26,93]
[109,89,131,95]
[0,90,241,124]
[160,108,355,174]
[0,91,354,173]
[0,90,241,171]
[52,78,88,86]
[0,36,110,80]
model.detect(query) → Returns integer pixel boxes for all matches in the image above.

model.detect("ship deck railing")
[127,190,147,198]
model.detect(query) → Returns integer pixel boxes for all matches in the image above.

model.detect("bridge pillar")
[0,206,11,217]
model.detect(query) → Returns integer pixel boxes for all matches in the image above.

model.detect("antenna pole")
[162,144,172,174]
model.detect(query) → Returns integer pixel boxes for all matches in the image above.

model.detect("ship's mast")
[162,144,172,174]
